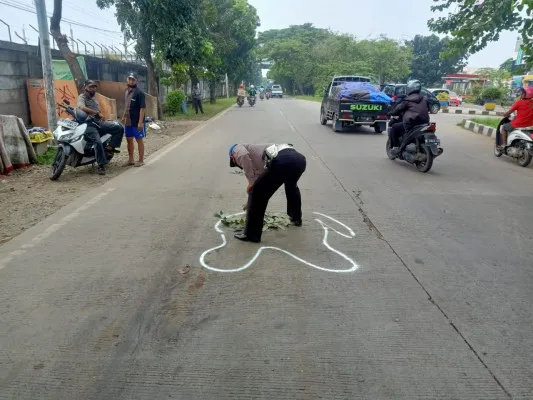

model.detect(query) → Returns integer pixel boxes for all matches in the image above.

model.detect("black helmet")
[406,80,421,95]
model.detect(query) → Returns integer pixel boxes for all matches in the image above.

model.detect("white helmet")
[250,85,255,89]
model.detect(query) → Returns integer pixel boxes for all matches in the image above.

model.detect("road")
[1,98,532,399]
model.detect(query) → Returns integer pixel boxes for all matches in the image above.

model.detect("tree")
[97,0,198,118]
[358,37,412,85]
[407,34,467,87]
[428,0,533,65]
[500,57,529,75]
[50,0,86,93]
[476,67,511,88]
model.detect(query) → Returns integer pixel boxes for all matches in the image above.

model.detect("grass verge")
[35,147,57,165]
[471,117,500,129]
[166,97,234,121]
[293,95,322,103]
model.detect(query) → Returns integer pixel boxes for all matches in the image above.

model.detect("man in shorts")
[122,72,146,167]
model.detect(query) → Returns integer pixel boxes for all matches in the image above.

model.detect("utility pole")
[225,73,229,99]
[35,0,57,130]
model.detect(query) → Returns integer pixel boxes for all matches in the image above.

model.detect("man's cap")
[127,72,137,80]
[229,144,238,167]
[84,79,97,87]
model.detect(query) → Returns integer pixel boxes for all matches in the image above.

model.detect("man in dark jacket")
[389,80,430,149]
[121,73,146,167]
[229,143,307,243]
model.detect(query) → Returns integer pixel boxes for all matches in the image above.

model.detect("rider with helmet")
[237,83,247,102]
[248,85,257,98]
[388,80,430,150]
[499,87,533,149]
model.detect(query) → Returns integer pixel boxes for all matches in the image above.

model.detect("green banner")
[51,56,88,80]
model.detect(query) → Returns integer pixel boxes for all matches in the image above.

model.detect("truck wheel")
[374,125,383,134]
[320,108,327,125]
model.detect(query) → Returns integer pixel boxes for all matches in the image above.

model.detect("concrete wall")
[0,40,150,125]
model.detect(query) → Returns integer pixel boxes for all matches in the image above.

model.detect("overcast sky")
[0,0,519,68]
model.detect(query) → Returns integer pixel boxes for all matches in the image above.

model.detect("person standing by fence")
[121,73,146,167]
[192,83,204,115]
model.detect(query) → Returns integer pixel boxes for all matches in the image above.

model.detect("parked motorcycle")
[248,96,256,107]
[237,96,245,107]
[494,117,533,167]
[386,118,443,173]
[49,100,123,180]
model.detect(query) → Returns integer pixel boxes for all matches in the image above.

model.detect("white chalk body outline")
[199,212,359,273]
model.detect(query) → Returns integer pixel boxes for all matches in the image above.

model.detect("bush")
[165,89,186,115]
[481,87,503,101]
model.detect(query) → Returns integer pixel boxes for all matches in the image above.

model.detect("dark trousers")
[389,122,405,147]
[193,98,204,114]
[85,126,107,166]
[98,121,124,148]
[245,149,307,239]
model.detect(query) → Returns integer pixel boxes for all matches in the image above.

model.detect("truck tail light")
[392,96,397,101]
[342,113,352,119]
[378,114,387,119]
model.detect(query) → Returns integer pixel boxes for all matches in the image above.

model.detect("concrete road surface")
[1,97,532,399]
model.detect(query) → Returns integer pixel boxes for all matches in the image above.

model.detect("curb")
[461,119,497,137]
[442,108,503,116]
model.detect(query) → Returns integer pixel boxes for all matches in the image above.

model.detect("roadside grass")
[294,95,322,102]
[471,117,500,129]
[165,97,234,121]
[35,147,57,165]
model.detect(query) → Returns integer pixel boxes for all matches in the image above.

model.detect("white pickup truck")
[271,84,283,98]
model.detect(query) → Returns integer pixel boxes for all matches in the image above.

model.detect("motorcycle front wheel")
[415,146,434,173]
[49,146,68,181]
[386,138,396,160]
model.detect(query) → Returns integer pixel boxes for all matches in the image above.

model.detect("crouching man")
[229,143,307,243]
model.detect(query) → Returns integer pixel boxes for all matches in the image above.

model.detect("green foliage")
[472,85,483,99]
[482,87,504,101]
[476,68,511,88]
[471,117,501,129]
[160,77,172,88]
[214,211,291,232]
[407,35,467,87]
[499,57,529,75]
[165,90,186,115]
[428,0,533,66]
[258,25,412,94]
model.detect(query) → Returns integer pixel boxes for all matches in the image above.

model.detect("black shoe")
[234,232,260,243]
[290,218,302,227]
[97,165,106,175]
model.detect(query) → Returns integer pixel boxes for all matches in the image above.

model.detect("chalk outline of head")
[199,212,359,273]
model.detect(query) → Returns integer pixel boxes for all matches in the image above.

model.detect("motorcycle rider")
[77,80,124,175]
[237,83,247,103]
[499,87,533,149]
[248,85,257,98]
[389,80,430,152]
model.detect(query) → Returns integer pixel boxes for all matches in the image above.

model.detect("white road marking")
[199,212,359,273]
[132,105,235,174]
[0,188,115,271]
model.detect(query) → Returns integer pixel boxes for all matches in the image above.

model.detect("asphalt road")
[1,97,532,399]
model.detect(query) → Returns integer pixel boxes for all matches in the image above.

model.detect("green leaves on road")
[215,211,291,232]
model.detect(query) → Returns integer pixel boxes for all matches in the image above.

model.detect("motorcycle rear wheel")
[494,143,503,157]
[49,146,67,181]
[517,150,532,167]
[415,146,434,173]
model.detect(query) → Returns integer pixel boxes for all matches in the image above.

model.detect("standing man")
[192,83,204,115]
[180,83,188,114]
[122,72,146,167]
[229,143,307,243]
[77,79,123,175]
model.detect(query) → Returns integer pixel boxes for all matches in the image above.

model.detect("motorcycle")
[260,92,265,100]
[386,117,443,173]
[237,96,245,107]
[248,96,256,107]
[494,117,533,167]
[49,100,123,180]
[266,91,271,100]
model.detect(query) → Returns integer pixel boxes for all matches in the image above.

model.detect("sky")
[0,0,520,68]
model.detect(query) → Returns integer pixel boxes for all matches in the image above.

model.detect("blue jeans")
[181,100,187,114]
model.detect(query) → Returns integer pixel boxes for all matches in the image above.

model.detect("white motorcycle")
[49,100,122,180]
[494,117,533,167]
